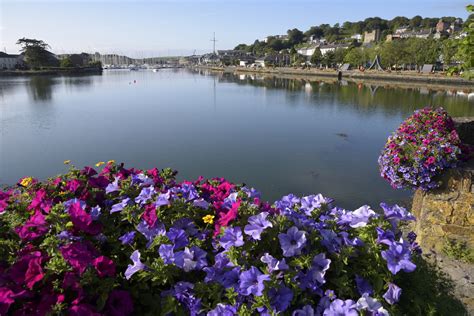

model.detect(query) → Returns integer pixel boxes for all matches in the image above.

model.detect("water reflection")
[195,70,473,117]
[27,77,55,101]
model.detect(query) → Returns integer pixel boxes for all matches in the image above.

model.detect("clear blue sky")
[0,0,470,57]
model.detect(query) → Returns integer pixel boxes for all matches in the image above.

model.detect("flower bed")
[378,107,463,191]
[0,162,420,315]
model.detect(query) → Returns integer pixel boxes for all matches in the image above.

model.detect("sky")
[0,0,470,57]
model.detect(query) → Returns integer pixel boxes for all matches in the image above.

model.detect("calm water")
[1,69,473,209]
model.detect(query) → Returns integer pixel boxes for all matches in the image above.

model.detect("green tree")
[60,57,73,68]
[333,48,347,64]
[16,37,57,68]
[456,5,474,78]
[310,48,322,66]
[441,39,458,66]
[287,28,304,46]
[344,47,363,67]
[322,51,336,68]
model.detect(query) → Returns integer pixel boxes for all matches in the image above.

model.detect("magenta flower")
[61,241,98,275]
[15,211,49,241]
[93,256,116,278]
[9,250,45,289]
[68,202,102,235]
[106,290,134,316]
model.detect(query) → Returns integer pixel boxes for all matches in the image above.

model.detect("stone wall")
[411,161,474,252]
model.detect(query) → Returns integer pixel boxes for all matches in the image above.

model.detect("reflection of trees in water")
[209,71,474,117]
[0,81,23,101]
[27,75,95,102]
[28,77,55,101]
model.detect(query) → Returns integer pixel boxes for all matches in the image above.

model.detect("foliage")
[16,37,58,69]
[0,163,421,315]
[310,48,322,66]
[60,57,74,68]
[378,107,463,190]
[456,5,474,79]
[443,239,474,263]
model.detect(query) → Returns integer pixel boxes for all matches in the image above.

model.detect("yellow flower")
[202,214,215,224]
[19,177,33,187]
[59,191,67,195]
[64,160,71,165]
[95,161,105,167]
[107,160,115,164]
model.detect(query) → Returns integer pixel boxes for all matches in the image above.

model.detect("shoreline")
[0,67,103,77]
[192,65,474,88]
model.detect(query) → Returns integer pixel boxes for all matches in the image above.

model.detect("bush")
[378,107,463,191]
[0,162,420,315]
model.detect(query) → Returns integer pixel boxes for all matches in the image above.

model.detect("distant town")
[0,14,472,77]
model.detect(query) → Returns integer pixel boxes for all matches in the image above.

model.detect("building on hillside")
[308,35,327,44]
[262,35,288,43]
[436,19,449,33]
[363,29,381,43]
[350,34,363,42]
[394,25,410,34]
[297,44,319,57]
[319,43,350,56]
[399,29,432,39]
[0,52,20,70]
[238,55,256,67]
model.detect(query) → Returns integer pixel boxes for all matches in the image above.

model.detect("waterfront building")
[297,44,319,57]
[0,52,19,69]
[350,34,363,42]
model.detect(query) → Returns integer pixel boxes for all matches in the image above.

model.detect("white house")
[350,34,363,41]
[319,44,350,56]
[0,52,19,70]
[297,45,318,57]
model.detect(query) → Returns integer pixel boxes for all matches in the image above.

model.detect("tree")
[456,5,474,78]
[287,28,304,46]
[410,15,422,29]
[310,48,322,66]
[333,48,347,64]
[322,51,335,68]
[60,57,73,68]
[344,47,363,67]
[16,37,57,68]
[441,39,458,67]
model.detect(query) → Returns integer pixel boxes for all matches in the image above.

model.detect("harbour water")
[1,69,473,208]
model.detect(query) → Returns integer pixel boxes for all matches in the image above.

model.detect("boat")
[152,68,159,72]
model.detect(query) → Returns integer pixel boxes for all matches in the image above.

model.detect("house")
[350,34,363,42]
[394,26,410,34]
[297,44,319,57]
[363,29,381,43]
[399,29,432,39]
[262,35,288,43]
[319,43,350,56]
[238,56,256,67]
[436,19,449,33]
[308,35,327,44]
[0,52,19,70]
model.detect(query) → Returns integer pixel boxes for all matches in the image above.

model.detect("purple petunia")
[136,219,166,248]
[119,231,136,245]
[155,191,171,207]
[90,205,101,221]
[348,205,377,228]
[159,244,175,264]
[207,304,236,316]
[174,246,208,272]
[278,226,307,257]
[260,253,289,273]
[125,250,146,280]
[356,294,389,315]
[269,285,293,312]
[135,186,156,205]
[193,198,209,209]
[110,197,131,214]
[244,212,273,240]
[383,282,402,305]
[179,183,199,201]
[166,228,189,249]
[239,266,270,296]
[219,227,244,250]
[105,177,120,194]
[275,194,300,212]
[323,299,358,316]
[381,238,417,275]
[355,275,373,296]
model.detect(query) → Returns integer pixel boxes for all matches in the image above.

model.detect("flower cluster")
[378,107,463,190]
[0,162,419,315]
